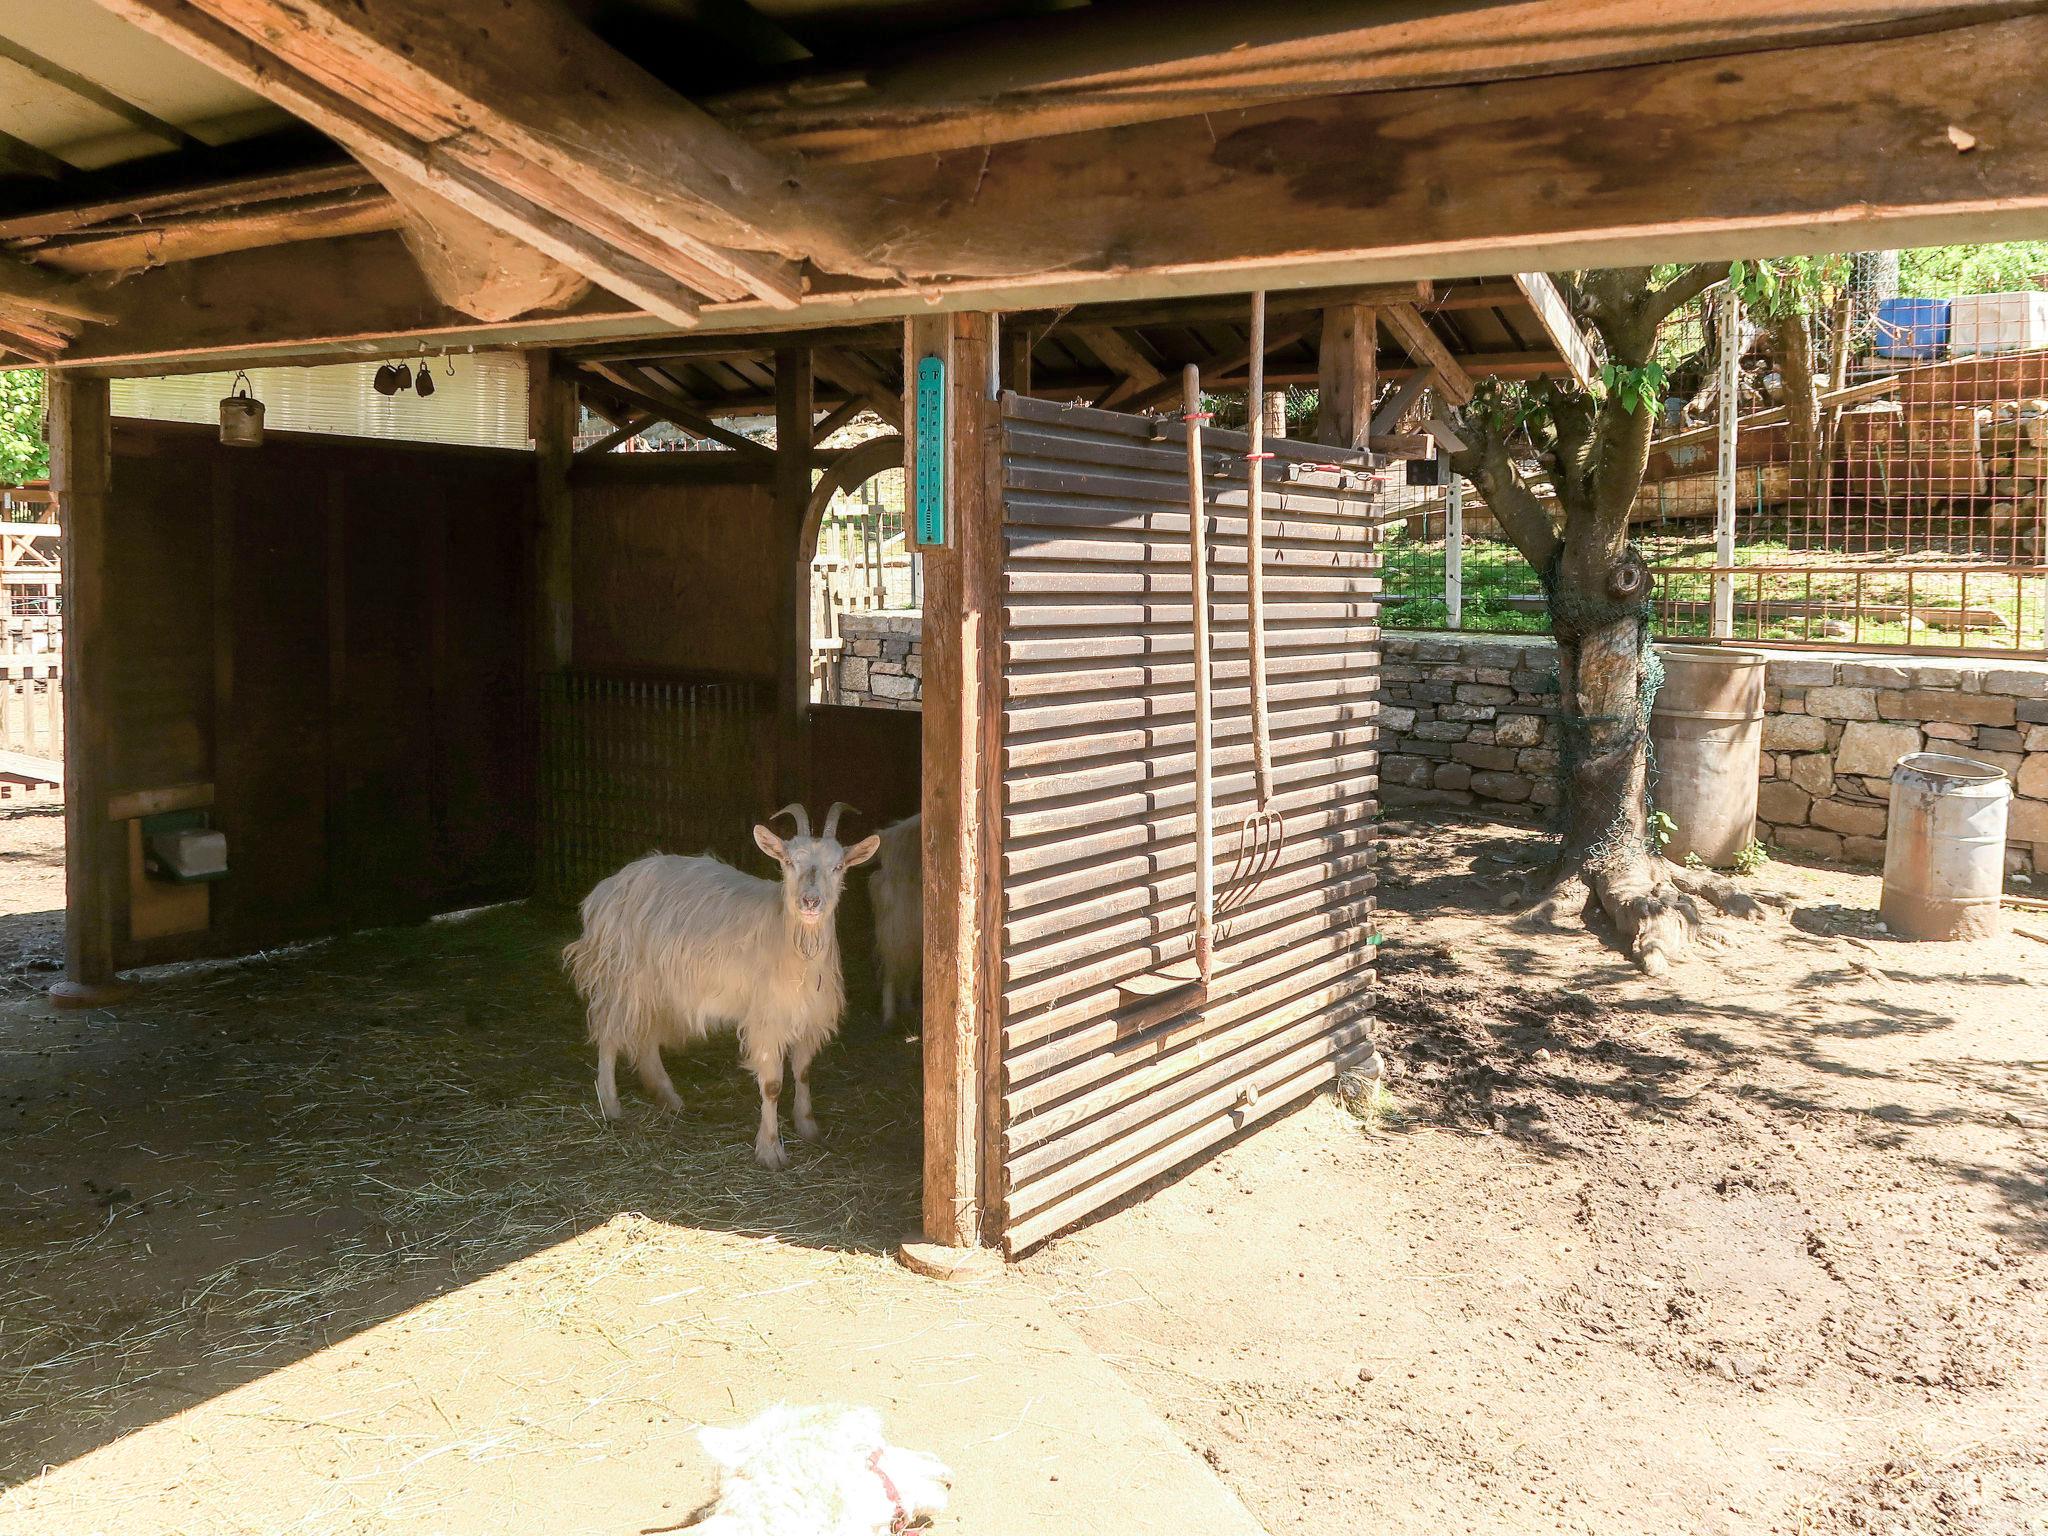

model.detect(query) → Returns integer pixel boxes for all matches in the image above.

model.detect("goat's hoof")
[793,1114,821,1141]
[755,1138,791,1170]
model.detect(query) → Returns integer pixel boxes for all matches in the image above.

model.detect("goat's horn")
[822,801,857,840]
[770,803,810,837]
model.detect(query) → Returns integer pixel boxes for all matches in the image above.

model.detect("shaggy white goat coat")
[868,815,922,1027]
[689,1404,951,1536]
[564,816,875,1167]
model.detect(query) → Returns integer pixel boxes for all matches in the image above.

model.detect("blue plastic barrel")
[1873,297,1951,360]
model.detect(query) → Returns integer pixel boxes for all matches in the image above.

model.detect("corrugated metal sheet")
[994,394,1383,1253]
[111,352,532,450]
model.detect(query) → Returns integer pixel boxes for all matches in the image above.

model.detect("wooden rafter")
[1381,304,1475,406]
[0,129,69,182]
[86,0,883,322]
[809,395,869,445]
[42,10,2048,376]
[20,187,401,275]
[1072,325,1163,409]
[1369,368,1436,438]
[813,346,904,429]
[1118,321,1313,414]
[583,362,776,459]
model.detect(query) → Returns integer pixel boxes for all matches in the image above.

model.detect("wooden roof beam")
[1072,325,1165,410]
[1369,304,1475,407]
[846,17,2048,293]
[18,187,401,275]
[708,0,2038,163]
[1117,320,1314,413]
[1512,272,1599,389]
[582,362,777,460]
[813,346,905,429]
[89,0,884,316]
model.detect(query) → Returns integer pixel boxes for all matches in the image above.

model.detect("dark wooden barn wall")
[102,420,534,967]
[570,466,780,680]
[993,396,1382,1254]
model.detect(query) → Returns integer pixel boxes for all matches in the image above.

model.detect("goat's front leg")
[790,1039,822,1142]
[747,1039,790,1170]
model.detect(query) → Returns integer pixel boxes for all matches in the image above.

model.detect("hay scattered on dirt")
[0,902,922,1460]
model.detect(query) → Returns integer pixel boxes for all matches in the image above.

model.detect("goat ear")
[753,824,789,863]
[839,833,881,871]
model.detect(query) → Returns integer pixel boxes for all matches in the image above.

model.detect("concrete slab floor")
[0,1214,1267,1536]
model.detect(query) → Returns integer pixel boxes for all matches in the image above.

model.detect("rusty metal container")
[1880,753,2010,941]
[1648,644,1769,867]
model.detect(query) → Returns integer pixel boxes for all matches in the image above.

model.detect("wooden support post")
[773,346,814,804]
[529,350,576,676]
[904,310,1003,1267]
[48,374,123,1004]
[1316,303,1376,449]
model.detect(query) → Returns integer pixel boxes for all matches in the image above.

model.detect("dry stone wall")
[1379,634,2048,876]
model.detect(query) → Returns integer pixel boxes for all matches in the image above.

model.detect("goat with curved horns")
[564,802,879,1168]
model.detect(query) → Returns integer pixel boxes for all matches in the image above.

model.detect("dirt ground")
[1028,813,2048,1536]
[0,804,2043,1534]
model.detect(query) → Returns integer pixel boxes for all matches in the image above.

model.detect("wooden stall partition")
[570,464,781,681]
[75,419,537,975]
[992,396,1382,1254]
[537,673,772,902]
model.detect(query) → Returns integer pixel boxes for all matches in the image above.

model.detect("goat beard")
[792,919,825,960]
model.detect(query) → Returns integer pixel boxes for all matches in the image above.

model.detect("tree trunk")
[1536,539,1764,972]
[1552,613,1652,875]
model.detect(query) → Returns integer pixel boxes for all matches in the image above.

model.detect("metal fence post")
[1712,282,1740,638]
[1445,475,1464,629]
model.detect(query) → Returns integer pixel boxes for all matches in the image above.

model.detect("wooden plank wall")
[570,466,781,680]
[100,420,534,968]
[994,395,1382,1253]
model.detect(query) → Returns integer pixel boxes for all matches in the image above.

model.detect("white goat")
[688,1404,951,1536]
[563,802,879,1169]
[868,814,922,1028]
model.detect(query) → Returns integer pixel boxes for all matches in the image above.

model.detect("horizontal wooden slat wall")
[995,395,1382,1254]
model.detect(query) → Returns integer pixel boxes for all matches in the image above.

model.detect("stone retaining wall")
[1380,633,2048,876]
[833,610,923,709]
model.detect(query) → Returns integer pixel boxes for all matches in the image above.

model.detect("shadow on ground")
[0,888,921,1487]
[1373,816,2047,1253]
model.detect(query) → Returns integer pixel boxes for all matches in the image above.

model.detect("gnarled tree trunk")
[1451,266,1768,972]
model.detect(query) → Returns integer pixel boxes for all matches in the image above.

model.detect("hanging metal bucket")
[1649,644,1769,866]
[1880,753,2011,940]
[219,372,264,448]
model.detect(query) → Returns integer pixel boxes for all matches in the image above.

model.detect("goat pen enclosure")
[989,396,1384,1253]
[65,413,536,974]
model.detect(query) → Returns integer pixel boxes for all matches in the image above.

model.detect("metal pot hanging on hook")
[219,371,265,448]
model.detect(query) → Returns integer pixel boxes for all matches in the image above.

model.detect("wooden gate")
[992,396,1383,1253]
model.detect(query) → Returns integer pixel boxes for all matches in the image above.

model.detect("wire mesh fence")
[1379,242,2048,655]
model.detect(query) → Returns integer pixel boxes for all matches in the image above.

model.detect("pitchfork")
[1221,291,1285,915]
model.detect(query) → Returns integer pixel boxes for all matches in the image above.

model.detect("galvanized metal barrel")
[1880,753,2011,941]
[1648,644,1769,867]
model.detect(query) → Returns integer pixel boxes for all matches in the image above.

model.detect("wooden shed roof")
[0,3,2040,372]
[566,275,1597,430]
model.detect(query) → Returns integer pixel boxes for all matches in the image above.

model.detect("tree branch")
[1635,262,1727,337]
[1449,418,1561,572]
